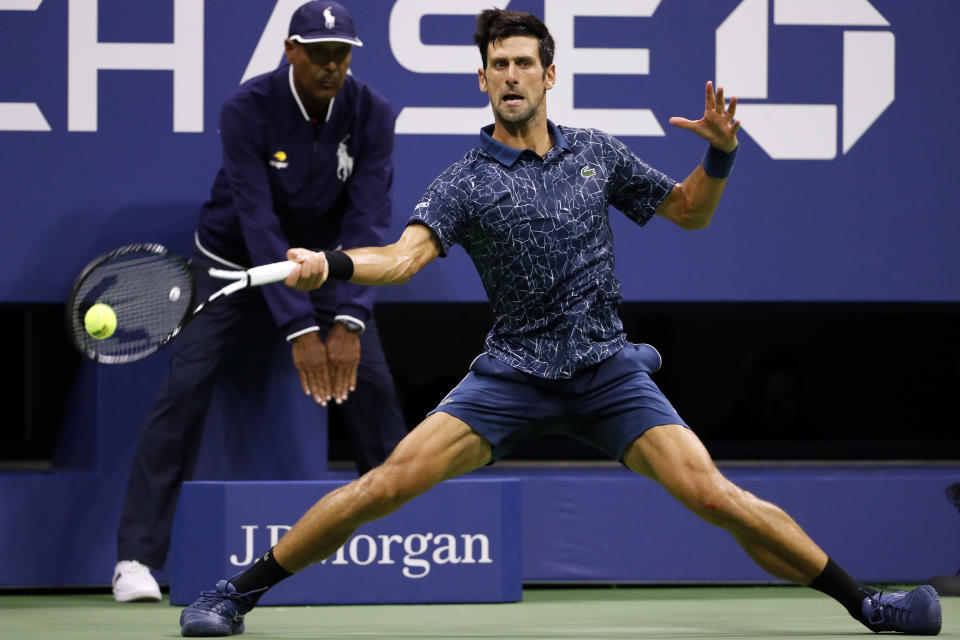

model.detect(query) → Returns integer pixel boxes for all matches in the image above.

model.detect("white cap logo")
[323,6,335,29]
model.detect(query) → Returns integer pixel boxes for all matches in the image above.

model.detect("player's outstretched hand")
[285,248,328,290]
[669,81,739,153]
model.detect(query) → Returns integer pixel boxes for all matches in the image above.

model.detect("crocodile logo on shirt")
[269,150,288,169]
[580,166,596,178]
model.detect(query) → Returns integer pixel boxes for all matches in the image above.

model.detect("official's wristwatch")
[335,317,364,333]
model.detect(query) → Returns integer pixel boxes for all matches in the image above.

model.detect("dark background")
[347,301,960,462]
[8,301,956,466]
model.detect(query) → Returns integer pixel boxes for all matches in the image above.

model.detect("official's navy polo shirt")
[411,121,677,379]
[196,64,395,338]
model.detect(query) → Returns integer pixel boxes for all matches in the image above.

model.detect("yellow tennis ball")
[84,303,117,340]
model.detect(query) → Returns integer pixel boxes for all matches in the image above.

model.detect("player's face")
[285,40,352,109]
[479,36,555,128]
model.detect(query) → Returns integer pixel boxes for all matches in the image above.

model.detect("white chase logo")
[230,525,493,579]
[717,0,894,159]
[0,0,893,159]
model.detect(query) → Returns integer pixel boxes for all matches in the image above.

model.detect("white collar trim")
[288,65,334,122]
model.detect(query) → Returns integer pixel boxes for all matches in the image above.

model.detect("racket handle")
[246,260,296,286]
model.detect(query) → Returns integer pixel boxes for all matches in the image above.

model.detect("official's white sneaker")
[112,560,162,602]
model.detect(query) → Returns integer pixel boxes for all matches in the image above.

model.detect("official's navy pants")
[117,254,406,569]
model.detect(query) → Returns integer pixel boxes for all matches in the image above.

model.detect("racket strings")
[69,250,193,363]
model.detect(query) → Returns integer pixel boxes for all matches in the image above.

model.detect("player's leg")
[574,344,939,634]
[622,425,941,634]
[178,411,492,636]
[274,410,491,571]
[179,353,555,636]
[580,344,827,581]
[336,317,407,474]
[114,261,252,602]
[623,424,826,582]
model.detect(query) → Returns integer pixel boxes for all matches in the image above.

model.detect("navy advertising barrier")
[1,457,958,588]
[163,465,959,602]
[510,464,960,584]
[168,479,523,605]
[0,0,958,303]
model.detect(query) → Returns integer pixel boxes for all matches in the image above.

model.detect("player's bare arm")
[285,223,442,291]
[656,81,740,230]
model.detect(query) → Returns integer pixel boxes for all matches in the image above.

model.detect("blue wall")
[1,0,958,303]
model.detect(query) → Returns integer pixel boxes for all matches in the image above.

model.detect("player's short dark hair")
[473,9,555,70]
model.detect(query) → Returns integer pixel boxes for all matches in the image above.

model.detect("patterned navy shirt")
[411,121,677,379]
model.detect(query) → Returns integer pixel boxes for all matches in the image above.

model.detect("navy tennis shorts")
[429,343,688,462]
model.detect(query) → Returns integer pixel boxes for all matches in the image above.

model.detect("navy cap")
[288,1,363,47]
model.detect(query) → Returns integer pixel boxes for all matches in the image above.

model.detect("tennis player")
[178,9,942,636]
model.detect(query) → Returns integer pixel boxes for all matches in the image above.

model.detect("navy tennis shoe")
[179,580,266,637]
[861,585,942,635]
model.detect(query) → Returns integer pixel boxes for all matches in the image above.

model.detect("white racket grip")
[246,260,296,286]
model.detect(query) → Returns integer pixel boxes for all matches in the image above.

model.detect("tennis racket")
[66,243,297,364]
